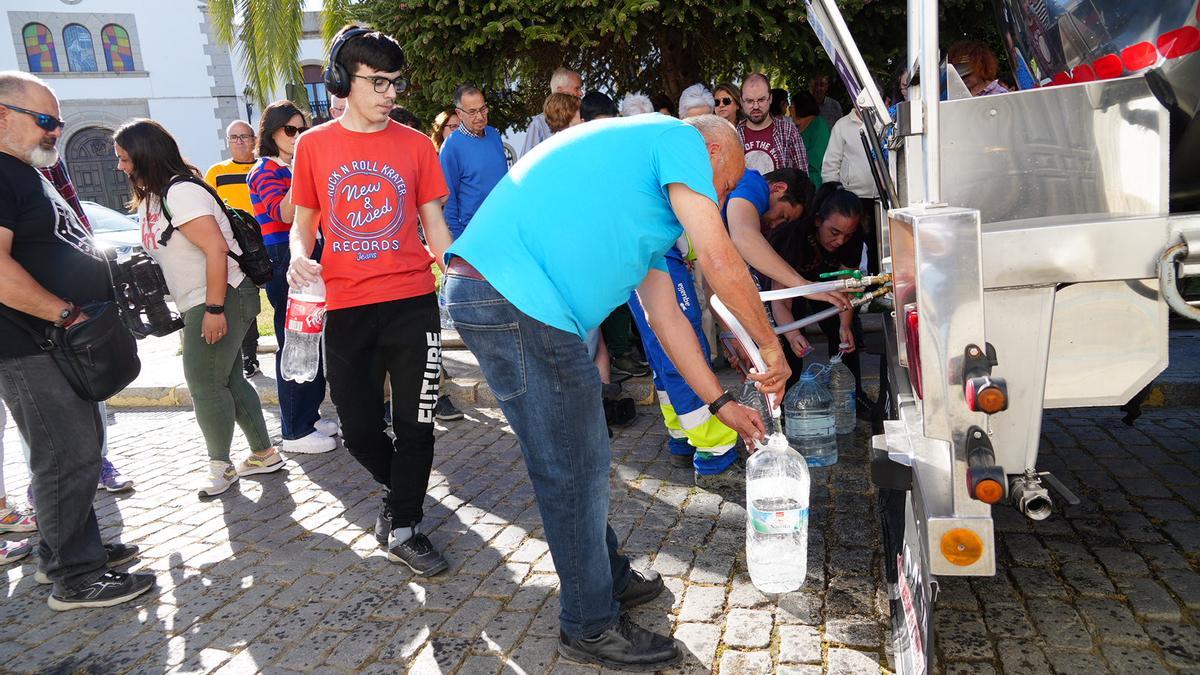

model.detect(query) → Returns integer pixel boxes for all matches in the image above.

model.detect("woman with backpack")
[114,119,283,498]
[247,101,337,455]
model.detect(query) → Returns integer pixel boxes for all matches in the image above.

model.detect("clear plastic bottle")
[280,277,326,383]
[737,380,779,436]
[746,433,811,593]
[782,367,838,467]
[828,348,856,436]
[438,281,454,331]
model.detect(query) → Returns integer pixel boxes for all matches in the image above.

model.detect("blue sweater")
[439,126,508,239]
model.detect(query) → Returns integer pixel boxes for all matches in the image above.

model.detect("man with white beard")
[0,71,154,610]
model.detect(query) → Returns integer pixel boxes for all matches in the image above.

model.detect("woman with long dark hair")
[770,182,867,393]
[114,119,281,497]
[248,101,338,454]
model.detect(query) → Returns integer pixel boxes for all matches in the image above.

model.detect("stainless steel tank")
[992,0,1200,208]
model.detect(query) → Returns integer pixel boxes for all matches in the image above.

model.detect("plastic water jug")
[746,433,811,593]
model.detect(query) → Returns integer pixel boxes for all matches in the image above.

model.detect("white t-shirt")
[138,180,245,312]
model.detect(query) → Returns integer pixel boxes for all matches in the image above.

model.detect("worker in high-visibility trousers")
[629,243,742,492]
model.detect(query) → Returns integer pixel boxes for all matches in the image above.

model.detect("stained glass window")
[23,23,59,73]
[101,24,134,72]
[64,24,98,72]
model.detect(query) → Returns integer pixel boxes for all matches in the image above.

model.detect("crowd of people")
[0,23,1015,668]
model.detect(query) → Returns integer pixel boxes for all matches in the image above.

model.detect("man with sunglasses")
[0,71,154,609]
[288,26,455,575]
[205,120,262,377]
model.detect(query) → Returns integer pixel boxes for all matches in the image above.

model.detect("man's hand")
[745,342,791,401]
[715,401,766,445]
[810,290,852,312]
[287,256,322,288]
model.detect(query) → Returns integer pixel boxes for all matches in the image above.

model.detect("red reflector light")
[1159,26,1200,59]
[1093,54,1123,79]
[1072,64,1096,82]
[904,303,923,399]
[1050,71,1073,86]
[1122,42,1159,71]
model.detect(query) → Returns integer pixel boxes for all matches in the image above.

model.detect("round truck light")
[975,387,1007,414]
[940,528,984,567]
[974,478,1004,504]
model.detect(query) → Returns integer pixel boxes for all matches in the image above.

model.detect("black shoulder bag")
[0,301,141,402]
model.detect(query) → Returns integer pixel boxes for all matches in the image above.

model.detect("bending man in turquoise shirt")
[444,114,789,670]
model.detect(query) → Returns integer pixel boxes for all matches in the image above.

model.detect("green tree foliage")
[357,0,998,131]
[216,0,998,131]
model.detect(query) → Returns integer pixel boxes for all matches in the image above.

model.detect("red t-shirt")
[291,120,449,310]
[742,121,782,174]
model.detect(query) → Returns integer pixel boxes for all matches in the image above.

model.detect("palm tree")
[207,0,358,110]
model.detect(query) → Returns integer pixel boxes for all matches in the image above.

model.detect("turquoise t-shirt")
[447,115,718,340]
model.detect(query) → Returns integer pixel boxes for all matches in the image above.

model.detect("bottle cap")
[839,342,851,349]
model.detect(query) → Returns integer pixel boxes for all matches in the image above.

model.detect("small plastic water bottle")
[782,365,838,467]
[746,433,811,593]
[438,282,454,330]
[828,347,856,435]
[280,277,325,383]
[737,380,778,436]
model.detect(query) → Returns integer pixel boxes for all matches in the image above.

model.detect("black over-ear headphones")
[324,26,372,98]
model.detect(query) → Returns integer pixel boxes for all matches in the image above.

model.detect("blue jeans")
[265,242,325,440]
[445,274,631,640]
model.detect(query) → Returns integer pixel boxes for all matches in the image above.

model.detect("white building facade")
[2,1,330,212]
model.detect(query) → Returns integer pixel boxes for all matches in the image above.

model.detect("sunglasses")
[281,125,308,137]
[2,103,65,132]
[714,97,735,107]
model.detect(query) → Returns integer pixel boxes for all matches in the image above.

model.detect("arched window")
[101,24,135,72]
[63,24,98,72]
[22,23,59,73]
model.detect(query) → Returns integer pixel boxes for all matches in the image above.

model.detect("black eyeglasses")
[1,103,65,132]
[281,125,308,137]
[714,97,735,107]
[352,74,408,94]
[455,105,489,118]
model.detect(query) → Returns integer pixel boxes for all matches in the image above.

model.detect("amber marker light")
[974,478,1005,504]
[940,528,984,567]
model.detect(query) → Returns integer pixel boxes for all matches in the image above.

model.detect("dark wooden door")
[66,127,130,212]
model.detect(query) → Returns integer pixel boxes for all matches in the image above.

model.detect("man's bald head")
[550,68,582,97]
[0,70,62,167]
[684,114,745,204]
[224,119,256,162]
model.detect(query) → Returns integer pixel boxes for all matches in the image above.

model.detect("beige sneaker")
[198,461,238,498]
[236,448,285,477]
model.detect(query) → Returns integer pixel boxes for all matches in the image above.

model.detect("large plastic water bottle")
[828,348,856,435]
[782,366,838,466]
[746,433,811,593]
[280,277,326,383]
[438,282,454,330]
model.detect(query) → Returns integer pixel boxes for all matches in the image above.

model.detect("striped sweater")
[247,157,292,246]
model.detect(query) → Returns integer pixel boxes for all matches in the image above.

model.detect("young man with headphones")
[287,25,455,575]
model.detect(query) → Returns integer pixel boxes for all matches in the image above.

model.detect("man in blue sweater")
[440,85,508,240]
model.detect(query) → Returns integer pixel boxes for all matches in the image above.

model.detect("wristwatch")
[54,301,80,328]
[707,390,736,416]
[205,304,226,315]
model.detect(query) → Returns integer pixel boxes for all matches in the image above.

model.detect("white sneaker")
[313,418,341,437]
[198,461,238,498]
[236,448,286,476]
[281,431,336,455]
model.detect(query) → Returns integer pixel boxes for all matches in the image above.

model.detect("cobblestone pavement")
[0,404,1197,674]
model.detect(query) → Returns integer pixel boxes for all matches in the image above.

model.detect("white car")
[83,200,142,257]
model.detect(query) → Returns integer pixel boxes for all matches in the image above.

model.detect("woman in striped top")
[248,101,338,455]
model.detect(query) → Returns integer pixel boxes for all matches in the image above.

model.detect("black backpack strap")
[158,176,246,265]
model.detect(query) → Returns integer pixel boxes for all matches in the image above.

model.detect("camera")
[107,249,184,338]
